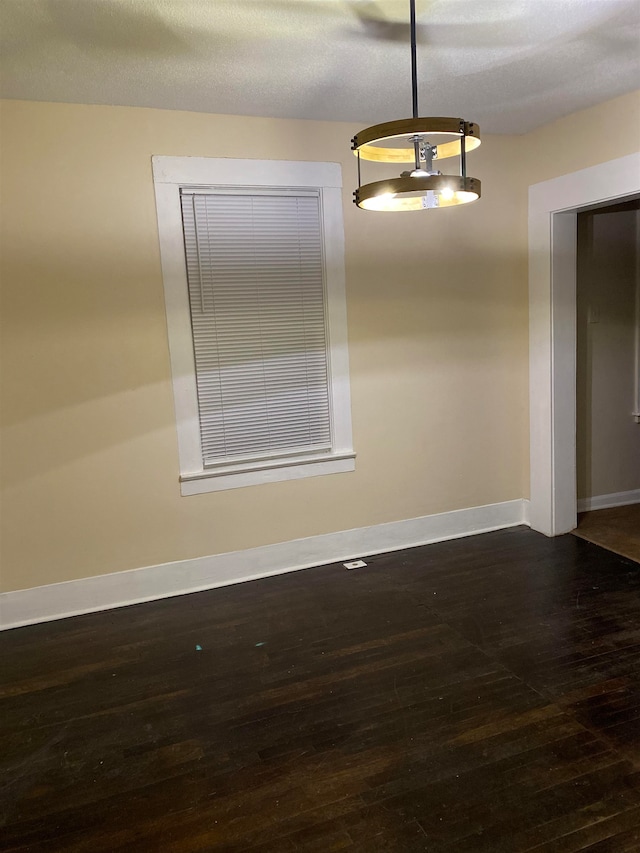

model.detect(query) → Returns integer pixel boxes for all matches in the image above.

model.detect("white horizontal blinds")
[180,190,332,466]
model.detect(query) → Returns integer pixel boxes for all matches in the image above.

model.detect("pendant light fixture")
[352,0,481,211]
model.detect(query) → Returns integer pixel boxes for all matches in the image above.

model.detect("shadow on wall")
[1,232,527,491]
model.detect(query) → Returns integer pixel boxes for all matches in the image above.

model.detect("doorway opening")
[572,198,640,562]
[528,152,640,539]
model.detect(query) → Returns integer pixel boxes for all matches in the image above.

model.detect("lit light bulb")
[363,192,397,211]
[440,187,454,201]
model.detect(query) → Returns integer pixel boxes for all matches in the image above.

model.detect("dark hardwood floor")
[2,527,640,852]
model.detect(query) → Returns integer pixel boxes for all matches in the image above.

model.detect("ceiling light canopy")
[352,0,481,211]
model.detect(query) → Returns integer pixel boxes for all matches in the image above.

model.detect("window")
[152,157,355,494]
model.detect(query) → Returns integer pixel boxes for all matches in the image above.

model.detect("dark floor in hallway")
[2,527,640,852]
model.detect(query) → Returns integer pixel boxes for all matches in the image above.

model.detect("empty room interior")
[1,1,640,850]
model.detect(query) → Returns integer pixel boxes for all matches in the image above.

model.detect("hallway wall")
[576,202,640,500]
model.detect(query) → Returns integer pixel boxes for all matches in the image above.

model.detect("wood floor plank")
[573,505,640,565]
[1,527,640,850]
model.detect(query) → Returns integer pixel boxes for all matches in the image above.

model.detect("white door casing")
[528,153,640,536]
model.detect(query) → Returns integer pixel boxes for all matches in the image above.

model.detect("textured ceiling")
[1,0,639,134]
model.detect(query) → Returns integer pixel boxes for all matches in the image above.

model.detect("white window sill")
[180,452,356,495]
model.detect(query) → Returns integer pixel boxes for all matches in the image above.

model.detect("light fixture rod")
[413,137,420,171]
[410,0,418,119]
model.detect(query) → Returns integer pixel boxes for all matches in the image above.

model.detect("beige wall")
[0,100,529,592]
[522,90,640,185]
[1,91,638,594]
[577,205,640,499]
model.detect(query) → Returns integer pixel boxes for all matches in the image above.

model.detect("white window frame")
[152,156,355,495]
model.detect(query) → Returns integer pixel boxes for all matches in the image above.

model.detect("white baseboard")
[0,499,529,631]
[577,489,640,513]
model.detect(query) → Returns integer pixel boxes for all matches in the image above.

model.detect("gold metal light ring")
[354,174,481,210]
[352,118,481,163]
